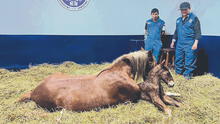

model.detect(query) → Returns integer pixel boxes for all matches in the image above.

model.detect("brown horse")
[19,50,154,111]
[138,61,181,116]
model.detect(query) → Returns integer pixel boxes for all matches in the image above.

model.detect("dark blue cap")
[180,2,191,10]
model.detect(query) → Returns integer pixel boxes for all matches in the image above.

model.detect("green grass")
[0,62,220,124]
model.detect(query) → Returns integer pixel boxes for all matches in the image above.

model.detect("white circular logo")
[58,0,90,11]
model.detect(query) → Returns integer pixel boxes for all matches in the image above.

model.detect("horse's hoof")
[165,108,172,117]
[175,102,182,107]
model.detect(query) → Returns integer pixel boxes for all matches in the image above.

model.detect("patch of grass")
[0,62,219,124]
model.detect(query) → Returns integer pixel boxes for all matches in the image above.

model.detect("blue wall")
[198,36,220,77]
[0,35,219,78]
[0,35,139,68]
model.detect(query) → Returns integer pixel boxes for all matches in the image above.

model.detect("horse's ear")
[147,50,156,67]
[148,50,152,56]
[122,58,131,65]
[160,60,166,66]
[152,56,157,66]
[140,47,145,51]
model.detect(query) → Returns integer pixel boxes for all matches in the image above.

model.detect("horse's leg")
[117,80,141,103]
[159,84,181,107]
[138,83,150,101]
[140,92,150,101]
[147,89,172,116]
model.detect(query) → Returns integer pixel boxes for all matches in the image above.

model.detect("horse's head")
[150,60,175,87]
[160,61,175,87]
[111,50,150,80]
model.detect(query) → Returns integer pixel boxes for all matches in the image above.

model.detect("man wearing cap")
[170,2,201,79]
[144,8,165,63]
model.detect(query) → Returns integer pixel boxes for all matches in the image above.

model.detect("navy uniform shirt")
[173,15,201,41]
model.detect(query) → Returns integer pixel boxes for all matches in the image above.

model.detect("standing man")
[170,2,201,79]
[144,8,165,63]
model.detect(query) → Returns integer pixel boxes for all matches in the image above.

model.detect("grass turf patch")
[0,62,220,124]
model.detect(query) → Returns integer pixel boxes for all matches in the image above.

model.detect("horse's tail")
[18,91,32,103]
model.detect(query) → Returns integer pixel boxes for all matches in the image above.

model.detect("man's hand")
[192,40,199,50]
[170,40,175,48]
[144,30,147,35]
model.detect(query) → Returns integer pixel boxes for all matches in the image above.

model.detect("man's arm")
[144,23,148,35]
[170,26,177,48]
[172,29,177,42]
[161,24,165,35]
[192,17,201,50]
[194,17,201,40]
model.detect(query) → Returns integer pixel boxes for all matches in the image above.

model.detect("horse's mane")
[97,50,150,80]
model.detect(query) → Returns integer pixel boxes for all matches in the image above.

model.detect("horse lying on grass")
[19,50,180,116]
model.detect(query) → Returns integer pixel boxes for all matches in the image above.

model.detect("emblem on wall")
[58,0,90,11]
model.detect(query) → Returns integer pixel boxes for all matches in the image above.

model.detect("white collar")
[182,14,189,20]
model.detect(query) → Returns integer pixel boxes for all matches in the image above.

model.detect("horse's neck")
[147,72,160,85]
[97,61,132,77]
[111,62,133,77]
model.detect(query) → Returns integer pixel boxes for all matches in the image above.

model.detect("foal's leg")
[140,92,150,101]
[159,84,181,107]
[147,89,172,116]
[138,83,150,101]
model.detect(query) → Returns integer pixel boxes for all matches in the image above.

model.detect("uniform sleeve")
[173,29,177,40]
[172,19,178,41]
[162,21,165,33]
[145,23,148,30]
[172,27,178,41]
[194,17,202,40]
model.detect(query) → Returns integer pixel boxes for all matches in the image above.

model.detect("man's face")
[181,8,190,17]
[151,12,159,20]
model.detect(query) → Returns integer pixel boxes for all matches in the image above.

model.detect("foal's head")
[149,60,175,87]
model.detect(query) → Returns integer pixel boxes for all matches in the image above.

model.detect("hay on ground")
[0,62,219,124]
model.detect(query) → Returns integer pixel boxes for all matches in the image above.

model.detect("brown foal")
[138,61,181,116]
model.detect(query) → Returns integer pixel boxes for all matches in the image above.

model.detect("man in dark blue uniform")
[170,2,201,80]
[144,8,165,63]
